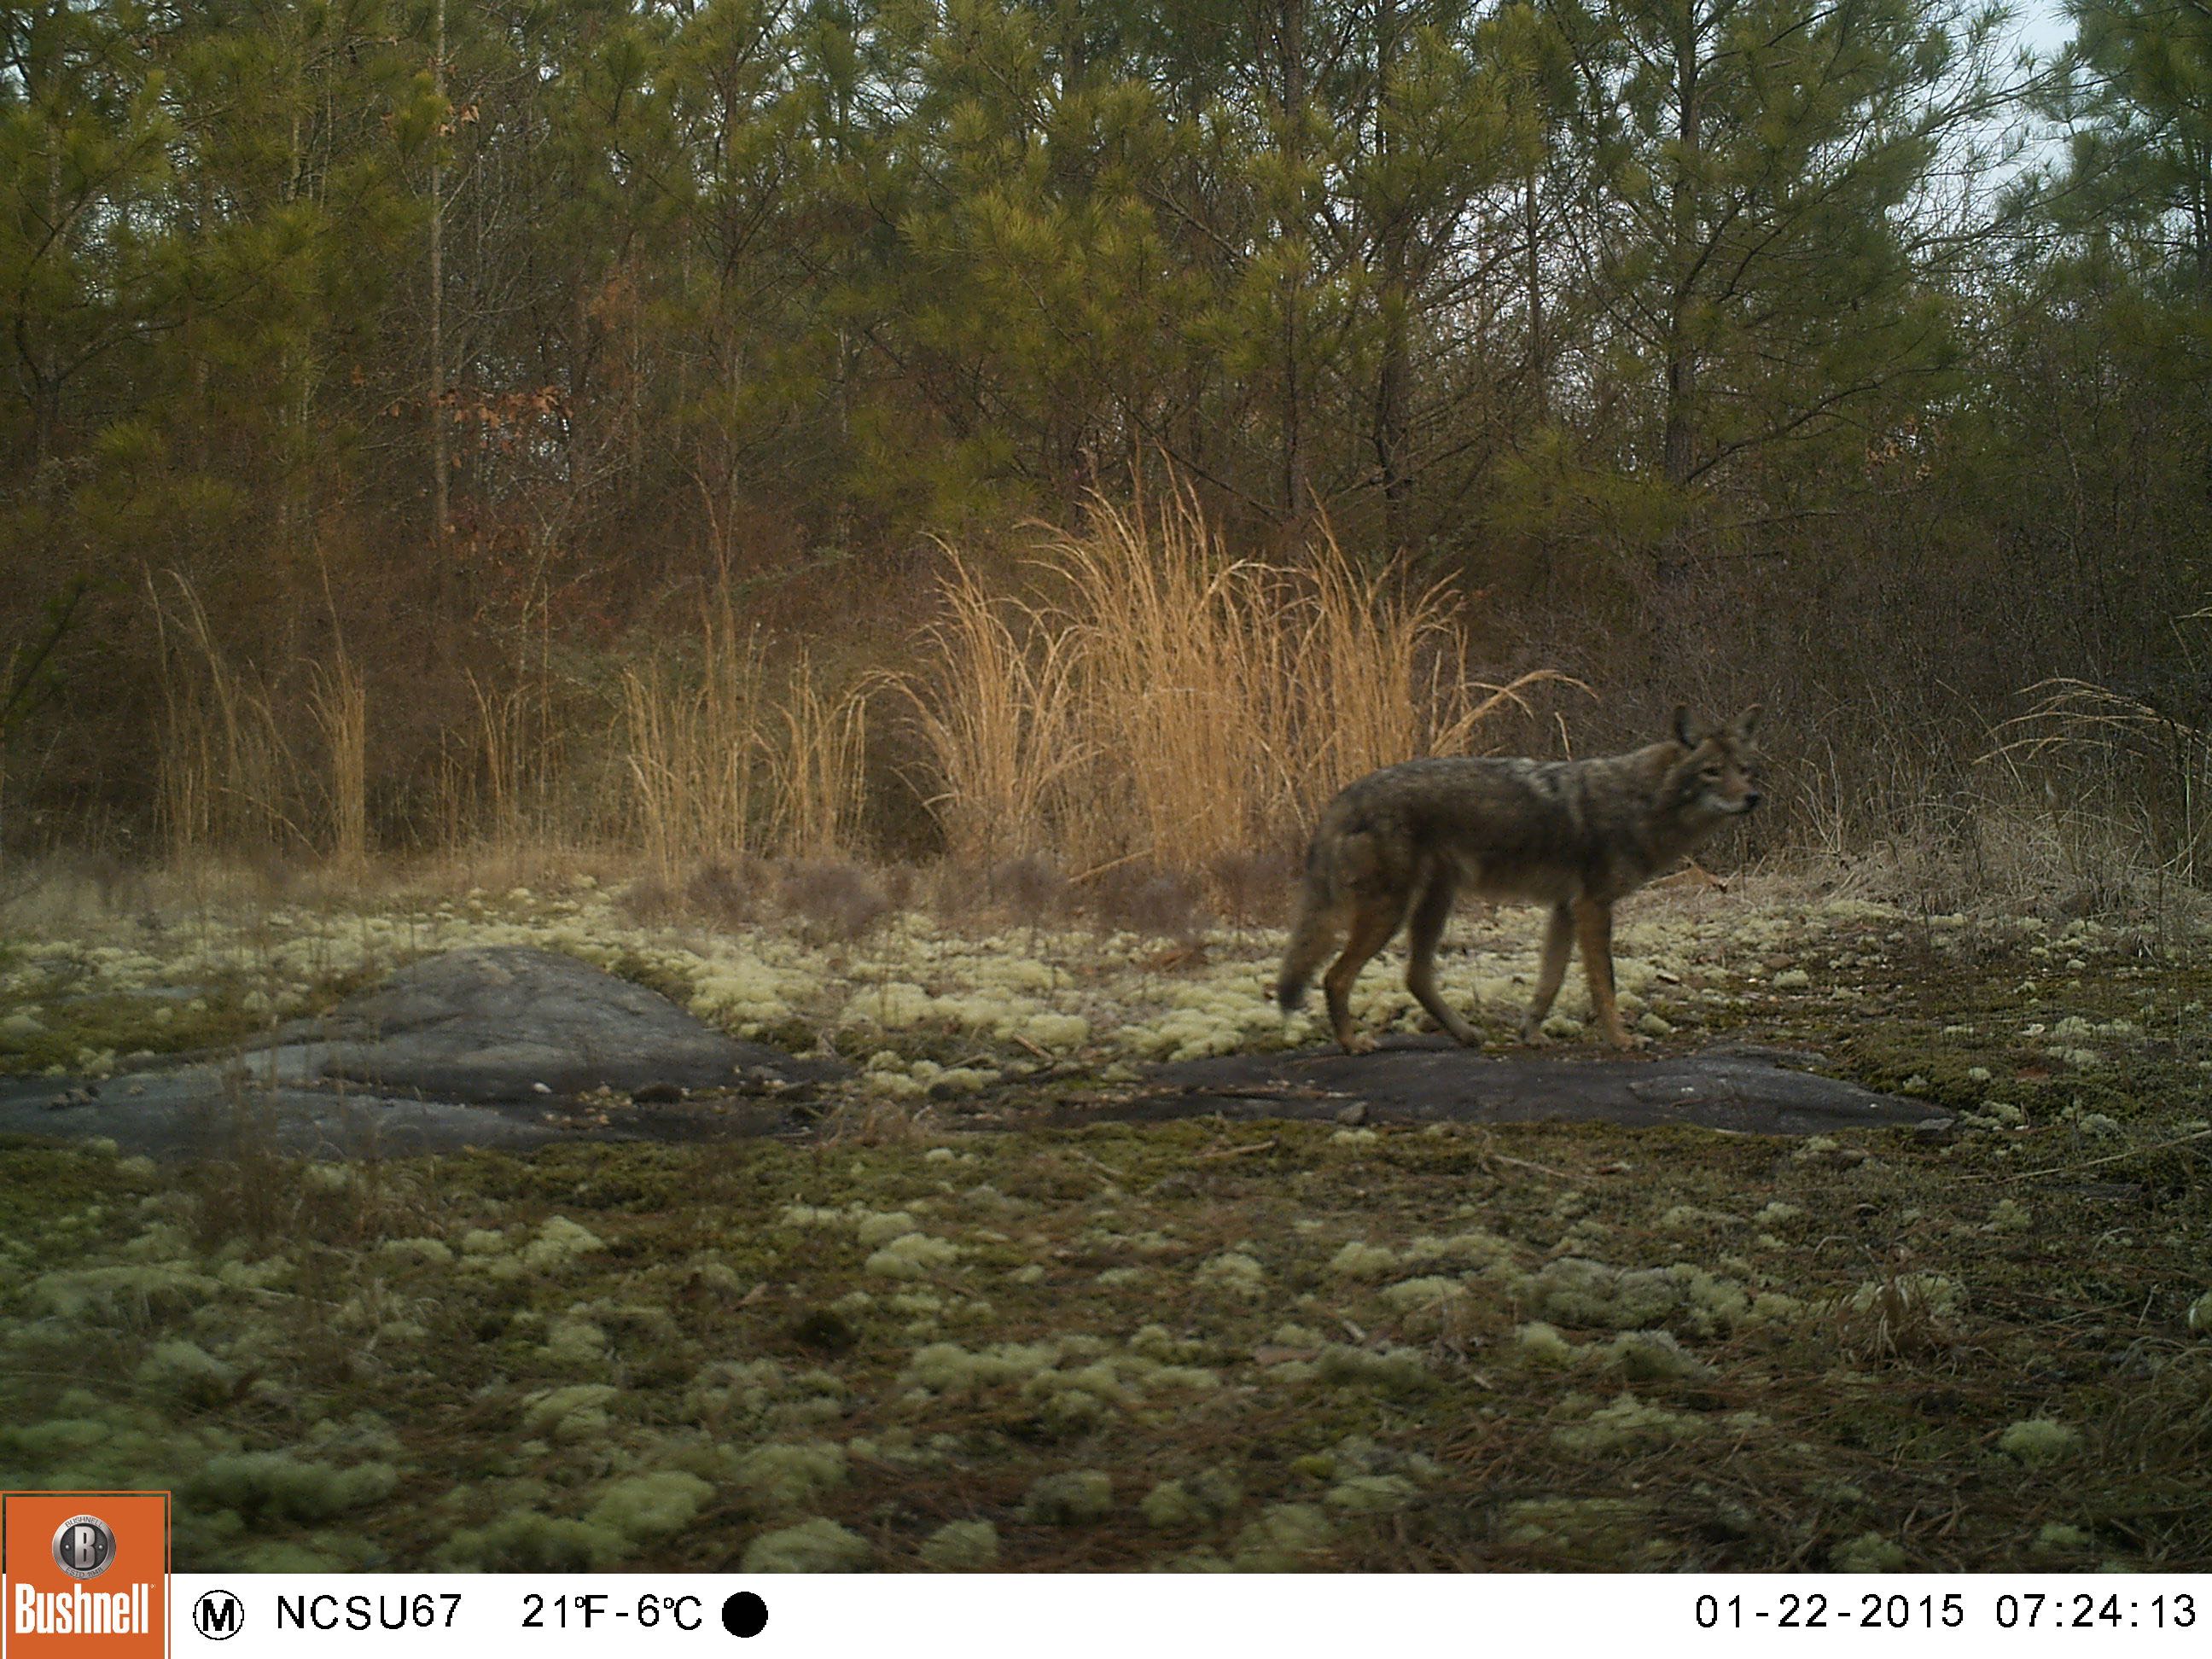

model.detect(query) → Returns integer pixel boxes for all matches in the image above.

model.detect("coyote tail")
[1275,847,1339,1014]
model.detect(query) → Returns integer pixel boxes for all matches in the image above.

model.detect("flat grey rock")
[1063,1035,1944,1137]
[274,945,842,1103]
[0,946,843,1160]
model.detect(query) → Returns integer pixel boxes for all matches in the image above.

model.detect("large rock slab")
[293,945,841,1103]
[0,946,841,1161]
[1061,1036,1946,1137]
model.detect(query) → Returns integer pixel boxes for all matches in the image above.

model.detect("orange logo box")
[1,1493,169,1659]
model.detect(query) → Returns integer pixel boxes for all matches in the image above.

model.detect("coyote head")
[1666,704,1763,820]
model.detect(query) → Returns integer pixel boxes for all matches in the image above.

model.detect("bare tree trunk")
[1525,168,1549,424]
[1278,0,1307,519]
[429,0,450,553]
[1371,0,1412,550]
[1662,16,1701,489]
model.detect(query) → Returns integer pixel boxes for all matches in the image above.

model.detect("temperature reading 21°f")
[521,1592,704,1631]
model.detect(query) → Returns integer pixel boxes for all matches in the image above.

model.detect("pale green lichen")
[903,1341,1062,1392]
[1377,1275,1465,1313]
[1196,1250,1266,1297]
[1502,1498,1672,1566]
[446,1511,623,1571]
[1406,1231,1516,1268]
[1519,1257,1749,1335]
[1324,1474,1417,1514]
[1604,1330,1714,1382]
[1313,1342,1433,1393]
[1022,1470,1114,1525]
[1140,1469,1243,1528]
[1832,1532,1907,1571]
[1846,1272,1962,1318]
[1999,1419,2081,1464]
[519,1216,606,1270]
[1231,1502,1333,1569]
[1552,1393,1708,1454]
[1327,1242,1400,1278]
[854,1210,920,1246]
[136,1339,237,1399]
[521,1383,620,1440]
[734,1442,847,1511]
[585,1472,713,1544]
[741,1517,872,1572]
[543,1318,607,1367]
[1513,1322,1578,1368]
[864,1232,962,1278]
[376,1237,454,1266]
[917,1520,998,1569]
[30,1262,220,1320]
[185,1452,400,1522]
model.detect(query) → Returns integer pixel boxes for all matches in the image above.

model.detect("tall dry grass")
[151,572,380,865]
[1773,674,2212,922]
[149,572,302,857]
[765,649,874,859]
[613,579,875,868]
[1988,677,2212,885]
[905,490,1567,874]
[304,649,368,869]
[618,588,768,880]
[146,562,879,874]
[896,550,1088,864]
[461,669,549,852]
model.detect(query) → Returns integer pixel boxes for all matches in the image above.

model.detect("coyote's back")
[1278,706,1762,1053]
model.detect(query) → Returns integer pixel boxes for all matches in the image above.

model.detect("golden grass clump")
[904,487,1566,876]
[619,585,768,882]
[304,648,368,870]
[896,551,1088,865]
[614,573,874,870]
[764,649,874,861]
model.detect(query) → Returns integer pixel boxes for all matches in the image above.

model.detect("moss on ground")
[3,878,2209,1569]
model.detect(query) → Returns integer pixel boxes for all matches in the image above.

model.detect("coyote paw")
[1337,1031,1378,1056]
[1517,1022,1554,1047]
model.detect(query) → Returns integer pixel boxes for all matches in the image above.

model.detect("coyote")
[1277,706,1762,1053]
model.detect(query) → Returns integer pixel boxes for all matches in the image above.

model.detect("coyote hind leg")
[1323,892,1410,1055]
[1404,870,1480,1046]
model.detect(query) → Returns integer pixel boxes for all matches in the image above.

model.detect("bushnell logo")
[48,1518,115,1582]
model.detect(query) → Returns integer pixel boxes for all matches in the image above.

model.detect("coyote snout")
[1276,704,1763,1054]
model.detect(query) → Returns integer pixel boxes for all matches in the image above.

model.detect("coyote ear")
[1732,703,1763,740]
[1671,704,1696,747]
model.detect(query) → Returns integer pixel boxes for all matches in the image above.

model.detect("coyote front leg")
[1519,902,1575,1043]
[1575,897,1634,1049]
